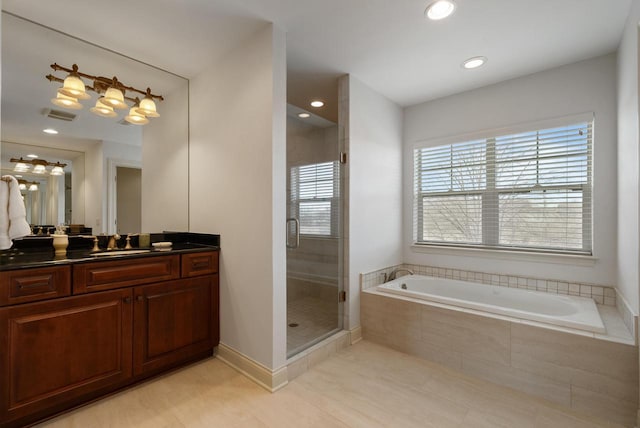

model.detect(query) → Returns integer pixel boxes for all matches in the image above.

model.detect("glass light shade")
[58,74,90,100]
[100,87,128,109]
[50,166,64,176]
[29,184,38,192]
[125,107,149,125]
[90,98,118,118]
[18,183,26,191]
[13,163,30,172]
[51,92,83,110]
[135,96,160,117]
[33,164,46,174]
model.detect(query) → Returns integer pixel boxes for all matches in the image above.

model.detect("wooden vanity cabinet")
[133,275,218,376]
[0,288,133,425]
[0,250,219,428]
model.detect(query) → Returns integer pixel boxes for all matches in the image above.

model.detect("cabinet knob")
[136,295,144,302]
[123,296,132,304]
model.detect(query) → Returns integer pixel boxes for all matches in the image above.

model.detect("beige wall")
[142,82,189,233]
[189,24,288,370]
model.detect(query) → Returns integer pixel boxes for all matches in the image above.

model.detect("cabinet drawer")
[181,251,218,277]
[0,266,71,307]
[73,255,180,294]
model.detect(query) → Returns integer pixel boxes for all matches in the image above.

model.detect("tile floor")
[287,295,338,354]
[37,341,625,428]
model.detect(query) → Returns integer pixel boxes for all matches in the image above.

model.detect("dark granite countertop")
[0,232,220,271]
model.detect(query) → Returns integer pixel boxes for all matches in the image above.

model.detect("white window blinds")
[414,118,593,254]
[290,161,340,236]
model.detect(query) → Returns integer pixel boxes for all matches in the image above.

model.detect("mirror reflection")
[1,12,189,235]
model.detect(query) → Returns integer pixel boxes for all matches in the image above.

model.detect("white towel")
[0,177,9,250]
[0,175,31,250]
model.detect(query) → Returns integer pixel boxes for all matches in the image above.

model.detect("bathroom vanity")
[0,234,219,428]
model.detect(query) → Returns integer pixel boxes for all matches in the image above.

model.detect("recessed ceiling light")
[26,154,38,158]
[43,128,58,135]
[425,0,456,20]
[310,100,324,108]
[462,56,487,69]
[298,113,311,118]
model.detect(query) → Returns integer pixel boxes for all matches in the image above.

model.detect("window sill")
[410,244,598,267]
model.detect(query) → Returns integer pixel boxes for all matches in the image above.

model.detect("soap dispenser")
[52,224,69,256]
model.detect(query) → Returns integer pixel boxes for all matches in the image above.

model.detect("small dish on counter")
[152,241,172,251]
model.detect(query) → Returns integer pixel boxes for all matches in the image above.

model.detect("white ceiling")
[2,0,633,111]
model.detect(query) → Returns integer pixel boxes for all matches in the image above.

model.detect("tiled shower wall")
[361,263,636,336]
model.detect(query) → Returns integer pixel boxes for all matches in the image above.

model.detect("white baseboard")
[350,326,362,344]
[217,343,288,392]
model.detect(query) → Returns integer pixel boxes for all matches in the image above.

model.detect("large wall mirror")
[1,12,189,235]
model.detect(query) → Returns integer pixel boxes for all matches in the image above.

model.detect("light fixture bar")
[47,63,164,102]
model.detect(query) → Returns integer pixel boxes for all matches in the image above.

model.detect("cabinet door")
[0,288,133,426]
[133,275,218,376]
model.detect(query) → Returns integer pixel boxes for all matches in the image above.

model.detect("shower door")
[286,107,343,358]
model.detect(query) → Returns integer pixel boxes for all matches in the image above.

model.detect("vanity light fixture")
[10,157,67,175]
[50,163,66,176]
[17,180,39,192]
[298,113,311,118]
[462,56,487,69]
[51,92,82,110]
[136,89,160,117]
[13,162,30,173]
[32,160,47,174]
[46,63,163,125]
[425,0,456,20]
[310,100,324,108]
[90,98,118,118]
[125,100,149,125]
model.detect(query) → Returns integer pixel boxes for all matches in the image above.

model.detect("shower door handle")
[286,218,300,249]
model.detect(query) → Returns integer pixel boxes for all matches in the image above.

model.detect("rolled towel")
[0,177,9,250]
[4,175,31,241]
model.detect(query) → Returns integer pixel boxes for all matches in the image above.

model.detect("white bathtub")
[375,275,605,334]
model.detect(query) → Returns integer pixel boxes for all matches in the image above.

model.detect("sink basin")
[90,249,151,257]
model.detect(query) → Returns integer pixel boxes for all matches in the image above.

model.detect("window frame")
[290,160,341,238]
[413,113,594,256]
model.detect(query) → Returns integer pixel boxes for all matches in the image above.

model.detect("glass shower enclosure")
[286,104,343,358]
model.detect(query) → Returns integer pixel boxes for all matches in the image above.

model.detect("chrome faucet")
[386,268,414,282]
[107,233,121,250]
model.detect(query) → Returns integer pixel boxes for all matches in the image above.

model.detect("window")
[414,117,593,254]
[290,161,340,237]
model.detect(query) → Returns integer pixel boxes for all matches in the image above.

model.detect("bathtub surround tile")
[420,305,511,366]
[615,292,636,341]
[570,385,637,427]
[360,292,638,427]
[569,283,580,296]
[461,357,571,407]
[511,323,638,402]
[558,282,569,294]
